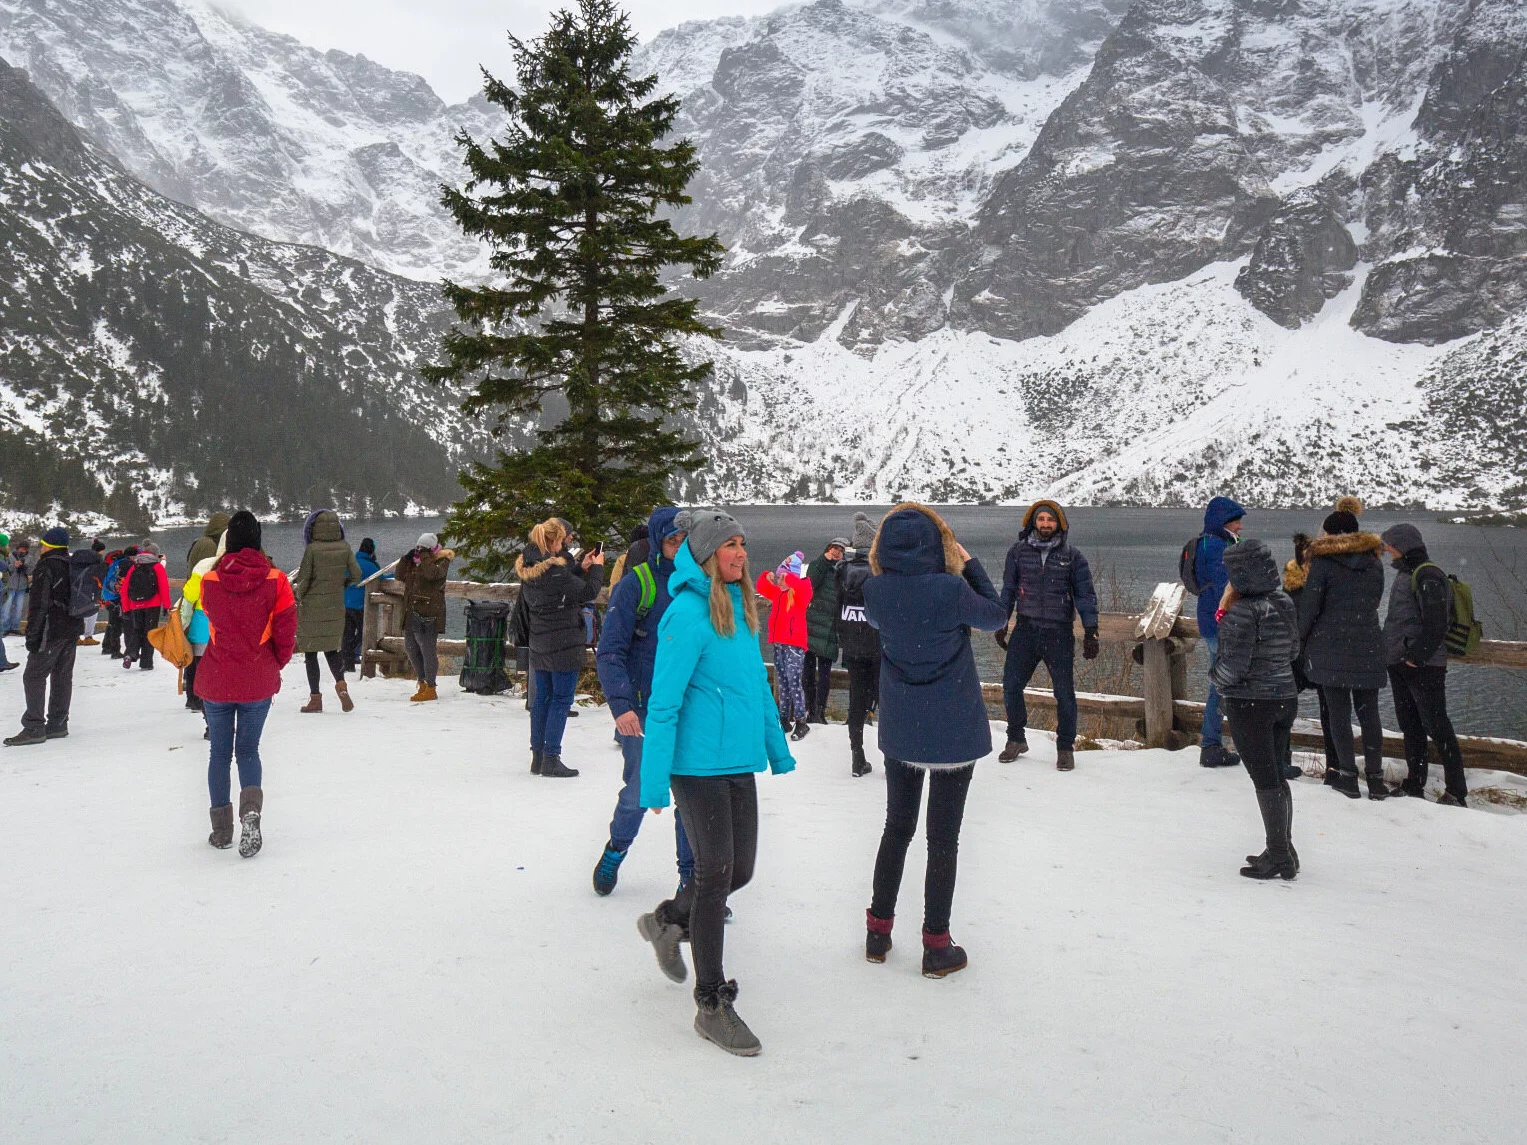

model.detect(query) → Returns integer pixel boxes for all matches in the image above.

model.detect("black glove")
[1083,628,1100,660]
[994,627,1009,651]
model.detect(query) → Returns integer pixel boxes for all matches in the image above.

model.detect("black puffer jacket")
[1211,539,1299,701]
[835,552,880,661]
[1297,532,1387,691]
[515,543,604,673]
[805,552,841,661]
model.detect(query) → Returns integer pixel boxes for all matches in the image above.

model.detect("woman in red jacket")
[756,551,813,741]
[119,542,172,670]
[195,512,297,857]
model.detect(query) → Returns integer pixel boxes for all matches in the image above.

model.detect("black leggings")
[804,651,834,715]
[870,759,973,935]
[1223,697,1297,790]
[1389,664,1466,800]
[305,650,346,693]
[845,656,879,752]
[660,773,758,991]
[1321,686,1383,779]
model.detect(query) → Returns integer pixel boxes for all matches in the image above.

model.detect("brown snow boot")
[300,692,323,713]
[208,803,235,849]
[410,684,437,702]
[238,787,264,858]
[335,680,354,712]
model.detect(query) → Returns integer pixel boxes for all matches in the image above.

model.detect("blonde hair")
[528,518,567,554]
[701,552,758,638]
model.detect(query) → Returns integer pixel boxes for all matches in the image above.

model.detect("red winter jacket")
[755,571,812,649]
[118,555,171,612]
[194,549,298,704]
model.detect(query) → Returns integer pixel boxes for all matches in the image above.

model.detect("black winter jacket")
[1211,539,1299,701]
[835,553,880,661]
[515,544,604,673]
[1384,549,1451,668]
[1297,532,1388,691]
[998,532,1099,630]
[25,547,85,651]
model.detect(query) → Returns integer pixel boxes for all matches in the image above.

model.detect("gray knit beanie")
[850,512,875,551]
[684,509,746,566]
[415,532,438,550]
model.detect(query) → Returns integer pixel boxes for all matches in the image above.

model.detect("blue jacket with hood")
[862,504,1008,766]
[596,506,682,719]
[639,539,795,809]
[1194,496,1246,639]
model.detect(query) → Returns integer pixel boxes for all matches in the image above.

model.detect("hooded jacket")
[194,548,298,703]
[400,547,450,633]
[181,532,229,648]
[119,552,171,613]
[863,504,1008,766]
[346,547,383,611]
[755,569,812,648]
[1210,539,1298,700]
[516,541,604,673]
[293,510,362,655]
[596,506,682,718]
[639,540,795,809]
[835,548,880,661]
[1384,542,1451,668]
[998,500,1099,630]
[1194,496,1246,639]
[804,550,842,660]
[186,512,230,578]
[24,546,84,649]
[1297,531,1388,690]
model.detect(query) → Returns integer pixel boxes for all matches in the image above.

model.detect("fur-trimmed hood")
[1021,499,1069,535]
[1308,531,1383,568]
[869,502,964,577]
[515,543,568,581]
[1282,559,1307,593]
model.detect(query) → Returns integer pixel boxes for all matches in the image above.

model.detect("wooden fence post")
[1135,582,1186,748]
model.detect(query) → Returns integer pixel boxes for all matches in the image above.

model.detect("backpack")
[67,552,104,618]
[1179,535,1209,596]
[1412,564,1483,657]
[631,561,658,621]
[126,561,160,604]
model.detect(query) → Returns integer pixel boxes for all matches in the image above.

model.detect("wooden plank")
[1136,581,1185,641]
[1141,638,1173,747]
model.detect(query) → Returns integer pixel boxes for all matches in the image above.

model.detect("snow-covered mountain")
[1,0,1524,515]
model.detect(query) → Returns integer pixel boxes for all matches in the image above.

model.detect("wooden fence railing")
[358,576,1527,774]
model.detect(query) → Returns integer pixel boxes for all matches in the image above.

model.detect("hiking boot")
[0,661,17,672]
[1199,743,1240,767]
[779,713,792,732]
[637,909,688,982]
[3,728,47,746]
[78,636,99,646]
[1394,783,1424,799]
[790,719,810,741]
[237,787,263,859]
[1056,748,1075,771]
[694,980,761,1057]
[1437,792,1468,808]
[1283,762,1303,780]
[540,754,579,778]
[335,680,354,713]
[998,738,1028,763]
[1365,775,1392,800]
[866,911,893,963]
[300,692,323,714]
[1329,771,1361,800]
[851,747,871,777]
[921,930,968,978]
[530,749,543,775]
[45,725,68,739]
[208,804,234,849]
[593,844,627,896]
[409,684,437,703]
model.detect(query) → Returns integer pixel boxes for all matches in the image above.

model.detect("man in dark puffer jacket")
[995,500,1099,772]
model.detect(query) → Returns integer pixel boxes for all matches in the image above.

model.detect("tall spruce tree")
[427,0,723,577]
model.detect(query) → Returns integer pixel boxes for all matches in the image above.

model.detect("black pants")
[1389,664,1466,800]
[1223,697,1297,791]
[102,602,123,656]
[1320,686,1383,780]
[305,650,346,693]
[658,773,758,991]
[804,651,834,717]
[22,636,77,734]
[870,759,974,935]
[123,607,159,666]
[184,654,203,709]
[845,656,879,753]
[1003,620,1077,749]
[342,608,364,671]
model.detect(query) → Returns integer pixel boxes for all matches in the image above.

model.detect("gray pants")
[23,637,77,733]
[404,613,438,687]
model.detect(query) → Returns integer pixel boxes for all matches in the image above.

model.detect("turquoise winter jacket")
[639,542,796,809]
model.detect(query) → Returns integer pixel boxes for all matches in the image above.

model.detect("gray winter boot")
[1055,748,1075,771]
[237,786,263,858]
[637,908,688,982]
[208,804,235,849]
[694,980,761,1057]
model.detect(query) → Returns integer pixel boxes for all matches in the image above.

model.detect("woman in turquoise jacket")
[636,509,794,1058]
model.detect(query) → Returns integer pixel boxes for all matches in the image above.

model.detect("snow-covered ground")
[4,653,1527,1143]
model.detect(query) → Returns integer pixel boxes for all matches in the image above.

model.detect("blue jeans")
[205,698,271,808]
[1002,620,1077,749]
[1,589,26,633]
[610,716,696,881]
[530,669,579,755]
[1202,634,1223,746]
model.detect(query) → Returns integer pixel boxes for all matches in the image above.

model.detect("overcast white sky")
[222,0,784,101]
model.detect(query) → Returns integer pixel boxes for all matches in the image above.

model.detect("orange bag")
[147,604,194,689]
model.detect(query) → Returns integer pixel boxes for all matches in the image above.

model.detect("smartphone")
[592,541,604,556]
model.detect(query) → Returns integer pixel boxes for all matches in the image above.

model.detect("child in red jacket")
[756,551,813,740]
[119,542,172,670]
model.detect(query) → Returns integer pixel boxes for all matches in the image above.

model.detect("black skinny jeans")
[1389,664,1466,800]
[804,651,834,715]
[845,656,879,752]
[870,759,974,935]
[1320,686,1384,779]
[660,773,758,991]
[1223,697,1298,791]
[305,650,346,693]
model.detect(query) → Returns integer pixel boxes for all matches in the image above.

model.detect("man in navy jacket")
[1194,495,1246,767]
[592,506,696,896]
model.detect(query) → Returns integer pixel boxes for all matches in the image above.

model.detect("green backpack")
[631,560,658,622]
[1412,564,1483,657]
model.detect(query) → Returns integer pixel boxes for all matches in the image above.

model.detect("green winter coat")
[805,552,841,661]
[293,511,361,654]
[186,512,230,577]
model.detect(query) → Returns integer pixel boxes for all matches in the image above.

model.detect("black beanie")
[1322,510,1359,536]
[359,537,376,557]
[224,510,262,554]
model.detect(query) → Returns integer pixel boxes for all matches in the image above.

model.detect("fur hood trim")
[869,502,965,577]
[514,544,567,581]
[1282,559,1307,592]
[1308,531,1382,558]
[1021,499,1069,534]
